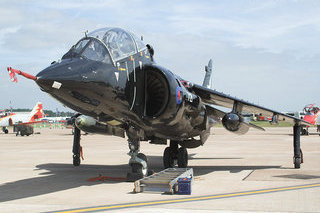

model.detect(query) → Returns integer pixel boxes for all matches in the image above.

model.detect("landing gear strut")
[72,126,81,166]
[126,125,149,181]
[163,140,188,168]
[293,124,303,169]
[126,139,148,181]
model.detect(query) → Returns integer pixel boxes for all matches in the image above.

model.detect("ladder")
[134,168,193,194]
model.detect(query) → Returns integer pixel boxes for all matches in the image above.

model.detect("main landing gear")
[163,140,188,168]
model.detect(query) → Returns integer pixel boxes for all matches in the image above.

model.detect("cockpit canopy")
[303,104,320,115]
[63,27,146,64]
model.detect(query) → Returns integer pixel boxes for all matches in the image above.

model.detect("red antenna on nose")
[7,67,37,82]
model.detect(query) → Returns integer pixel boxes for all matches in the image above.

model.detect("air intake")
[145,69,169,117]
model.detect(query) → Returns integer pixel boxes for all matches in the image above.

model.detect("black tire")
[73,155,81,166]
[4,129,8,134]
[294,157,301,169]
[137,153,147,163]
[163,147,174,168]
[301,129,307,135]
[21,132,25,137]
[131,153,148,177]
[177,147,188,168]
[131,163,141,173]
[137,153,153,176]
[131,163,147,177]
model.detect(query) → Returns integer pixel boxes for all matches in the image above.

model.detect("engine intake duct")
[145,68,169,117]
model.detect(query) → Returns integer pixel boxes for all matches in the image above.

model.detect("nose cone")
[36,59,82,92]
[35,58,116,118]
[36,68,57,92]
[36,70,63,92]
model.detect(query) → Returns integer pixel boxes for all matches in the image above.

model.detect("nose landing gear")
[126,139,149,181]
[126,126,150,181]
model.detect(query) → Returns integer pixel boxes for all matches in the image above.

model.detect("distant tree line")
[12,108,75,117]
[43,110,75,117]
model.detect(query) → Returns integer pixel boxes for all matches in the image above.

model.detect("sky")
[0,0,319,112]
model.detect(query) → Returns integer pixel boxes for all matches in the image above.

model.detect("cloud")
[160,1,320,57]
[0,26,21,46]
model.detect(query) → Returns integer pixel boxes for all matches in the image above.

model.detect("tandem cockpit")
[62,27,147,65]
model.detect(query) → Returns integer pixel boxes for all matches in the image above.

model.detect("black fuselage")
[36,47,207,142]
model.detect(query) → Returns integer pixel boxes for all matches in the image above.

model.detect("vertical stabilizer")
[29,102,44,121]
[202,59,213,88]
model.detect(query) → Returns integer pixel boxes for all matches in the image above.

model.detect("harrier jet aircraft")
[7,27,310,180]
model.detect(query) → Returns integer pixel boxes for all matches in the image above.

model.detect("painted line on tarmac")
[48,182,320,213]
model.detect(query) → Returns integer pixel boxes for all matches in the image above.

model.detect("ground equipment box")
[178,177,192,195]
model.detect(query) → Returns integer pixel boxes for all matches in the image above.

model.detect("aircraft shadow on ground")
[0,155,280,202]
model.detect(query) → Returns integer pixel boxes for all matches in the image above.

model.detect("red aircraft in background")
[301,103,320,135]
[0,102,44,135]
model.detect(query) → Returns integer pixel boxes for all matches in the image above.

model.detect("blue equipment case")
[177,177,192,195]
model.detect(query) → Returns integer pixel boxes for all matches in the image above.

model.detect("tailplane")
[202,59,213,88]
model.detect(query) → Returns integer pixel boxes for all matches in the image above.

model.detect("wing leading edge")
[192,84,311,126]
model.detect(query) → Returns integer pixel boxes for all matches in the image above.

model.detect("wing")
[192,84,311,126]
[19,120,45,126]
[205,104,266,131]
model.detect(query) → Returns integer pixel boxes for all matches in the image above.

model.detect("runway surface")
[0,127,319,212]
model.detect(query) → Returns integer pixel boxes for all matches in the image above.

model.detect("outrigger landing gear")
[72,126,81,166]
[126,139,148,181]
[293,124,303,169]
[301,128,309,135]
[163,140,188,168]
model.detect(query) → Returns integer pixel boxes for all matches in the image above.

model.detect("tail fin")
[29,102,44,121]
[202,59,213,88]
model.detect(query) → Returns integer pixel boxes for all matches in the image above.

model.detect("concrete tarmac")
[0,127,319,212]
